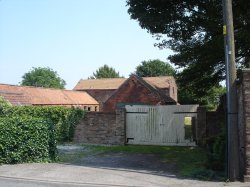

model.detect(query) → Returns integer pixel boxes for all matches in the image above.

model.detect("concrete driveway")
[0,146,249,187]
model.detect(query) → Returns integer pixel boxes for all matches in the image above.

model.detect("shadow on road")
[58,145,183,179]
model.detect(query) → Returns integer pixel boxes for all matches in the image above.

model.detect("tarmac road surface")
[0,145,249,187]
[0,162,249,187]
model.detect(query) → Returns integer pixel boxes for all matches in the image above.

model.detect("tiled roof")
[0,84,98,106]
[74,78,126,90]
[143,76,173,89]
[74,76,174,90]
[0,91,31,106]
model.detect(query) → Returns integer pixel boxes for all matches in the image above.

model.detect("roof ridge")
[80,77,126,81]
[0,83,83,92]
[142,76,174,78]
[78,76,173,81]
[0,83,99,105]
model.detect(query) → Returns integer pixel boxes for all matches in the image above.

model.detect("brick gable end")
[103,76,164,112]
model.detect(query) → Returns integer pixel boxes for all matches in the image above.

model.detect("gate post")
[115,108,126,145]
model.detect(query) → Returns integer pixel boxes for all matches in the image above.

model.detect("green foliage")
[177,74,226,111]
[177,79,226,110]
[135,59,176,77]
[0,105,84,164]
[127,0,250,105]
[89,64,122,79]
[206,132,226,171]
[0,116,57,164]
[21,67,66,89]
[0,96,12,113]
[184,118,192,140]
[1,106,84,143]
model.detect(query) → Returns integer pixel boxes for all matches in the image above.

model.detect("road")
[0,161,248,187]
[0,146,249,187]
[0,176,142,187]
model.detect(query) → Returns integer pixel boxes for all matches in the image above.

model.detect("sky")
[0,0,173,89]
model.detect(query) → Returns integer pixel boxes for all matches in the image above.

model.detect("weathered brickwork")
[85,89,115,111]
[103,76,174,112]
[238,69,250,181]
[73,109,125,145]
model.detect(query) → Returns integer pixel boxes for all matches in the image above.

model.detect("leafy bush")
[1,106,84,143]
[206,131,226,171]
[0,96,12,113]
[0,116,57,164]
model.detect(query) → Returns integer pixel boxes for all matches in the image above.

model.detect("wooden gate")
[125,105,199,146]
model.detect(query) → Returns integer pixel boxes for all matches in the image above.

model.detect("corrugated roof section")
[74,76,174,90]
[0,84,98,106]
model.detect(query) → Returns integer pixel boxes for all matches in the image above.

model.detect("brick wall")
[238,69,250,181]
[84,89,115,111]
[196,104,226,147]
[103,76,165,112]
[169,79,178,102]
[238,78,246,179]
[73,109,125,145]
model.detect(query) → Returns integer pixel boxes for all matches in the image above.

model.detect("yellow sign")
[223,25,227,35]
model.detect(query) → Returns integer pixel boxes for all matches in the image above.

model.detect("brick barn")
[74,75,178,112]
[0,84,99,111]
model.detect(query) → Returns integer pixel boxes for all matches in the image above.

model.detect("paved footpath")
[0,163,249,187]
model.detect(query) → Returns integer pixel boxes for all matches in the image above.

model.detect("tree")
[21,67,66,89]
[178,83,226,110]
[127,0,250,103]
[89,65,122,79]
[135,59,176,77]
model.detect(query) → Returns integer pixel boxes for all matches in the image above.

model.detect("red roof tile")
[74,76,175,90]
[0,84,98,106]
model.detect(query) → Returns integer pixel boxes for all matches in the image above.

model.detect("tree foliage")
[178,84,226,110]
[21,67,66,89]
[135,59,176,77]
[127,0,250,102]
[89,64,122,79]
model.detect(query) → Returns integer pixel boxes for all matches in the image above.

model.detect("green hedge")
[0,116,57,164]
[1,106,84,143]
